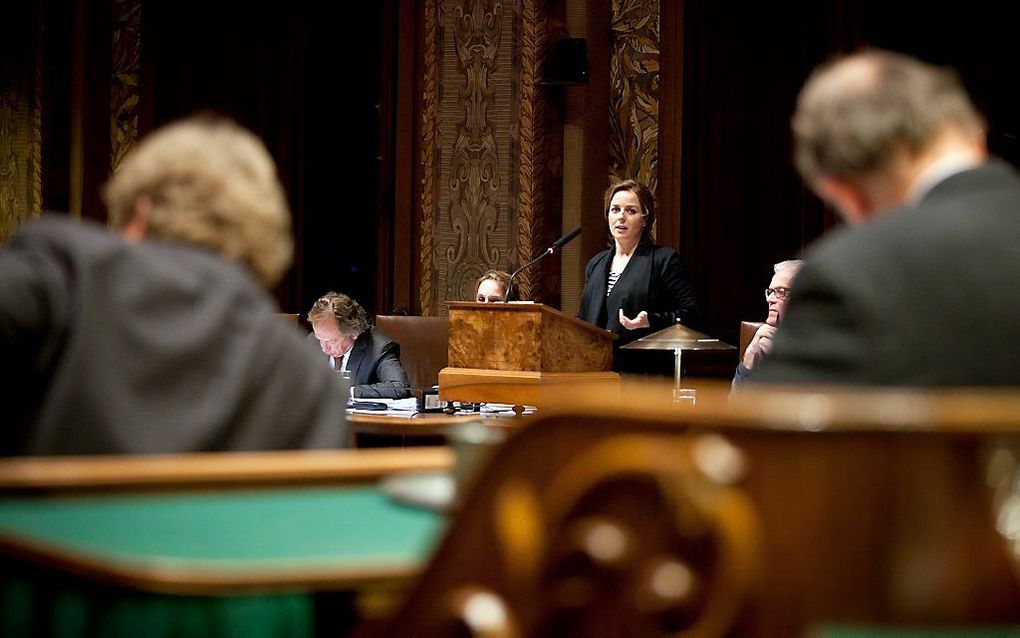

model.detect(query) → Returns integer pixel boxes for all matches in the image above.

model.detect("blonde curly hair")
[103,116,293,288]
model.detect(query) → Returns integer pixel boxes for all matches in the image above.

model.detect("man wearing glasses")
[732,260,802,390]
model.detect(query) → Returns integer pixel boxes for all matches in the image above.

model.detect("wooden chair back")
[368,382,1020,636]
[375,315,449,389]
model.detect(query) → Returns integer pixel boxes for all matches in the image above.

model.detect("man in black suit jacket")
[756,50,1020,386]
[307,292,411,399]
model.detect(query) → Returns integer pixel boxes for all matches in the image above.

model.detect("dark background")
[141,1,386,317]
[677,0,1020,340]
[27,0,1020,334]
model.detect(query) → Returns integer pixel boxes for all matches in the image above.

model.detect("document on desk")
[479,403,536,415]
[345,400,536,418]
[347,397,420,417]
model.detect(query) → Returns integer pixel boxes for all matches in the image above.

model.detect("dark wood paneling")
[138,1,386,316]
[655,0,682,252]
[385,0,419,314]
[676,1,845,343]
[669,0,1020,347]
[39,0,73,215]
[575,0,612,265]
[70,0,113,222]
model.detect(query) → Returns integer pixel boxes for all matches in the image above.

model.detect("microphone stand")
[504,226,581,302]
[505,247,555,302]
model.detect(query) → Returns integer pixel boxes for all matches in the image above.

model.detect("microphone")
[505,226,581,302]
[549,225,582,251]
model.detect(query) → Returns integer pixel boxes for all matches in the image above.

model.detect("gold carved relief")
[0,4,43,242]
[421,0,546,311]
[512,0,546,302]
[435,0,511,309]
[111,0,142,171]
[0,89,26,241]
[608,0,659,198]
[420,0,441,315]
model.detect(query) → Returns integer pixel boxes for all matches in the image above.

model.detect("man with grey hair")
[307,291,411,399]
[0,116,348,454]
[732,259,803,390]
[756,50,1020,385]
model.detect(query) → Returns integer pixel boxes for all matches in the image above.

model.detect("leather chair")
[738,321,765,362]
[374,315,449,389]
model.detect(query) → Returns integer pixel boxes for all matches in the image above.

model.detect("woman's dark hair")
[603,179,655,242]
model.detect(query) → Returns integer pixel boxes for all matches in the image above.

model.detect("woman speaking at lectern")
[577,180,701,369]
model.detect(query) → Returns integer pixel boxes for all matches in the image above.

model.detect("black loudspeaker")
[541,38,587,85]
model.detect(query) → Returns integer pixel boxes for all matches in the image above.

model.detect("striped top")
[606,270,621,296]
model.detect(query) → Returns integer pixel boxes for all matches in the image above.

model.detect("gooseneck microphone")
[549,225,582,251]
[504,226,582,302]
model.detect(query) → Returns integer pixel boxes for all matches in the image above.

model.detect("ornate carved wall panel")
[419,0,549,315]
[111,0,141,171]
[510,0,546,303]
[608,0,659,199]
[438,0,512,310]
[0,3,43,242]
[419,0,441,315]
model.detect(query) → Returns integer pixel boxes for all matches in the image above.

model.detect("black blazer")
[578,241,701,345]
[308,327,411,399]
[346,327,411,398]
[756,160,1020,386]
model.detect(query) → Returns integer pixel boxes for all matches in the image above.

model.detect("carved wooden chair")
[363,408,760,636]
[364,383,1020,637]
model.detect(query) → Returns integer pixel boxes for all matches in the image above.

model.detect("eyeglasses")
[765,287,791,300]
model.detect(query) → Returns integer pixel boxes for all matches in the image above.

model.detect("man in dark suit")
[307,292,411,399]
[756,50,1020,386]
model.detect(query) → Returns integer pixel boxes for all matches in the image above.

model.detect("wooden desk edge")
[538,379,1020,432]
[0,448,454,491]
[0,532,423,596]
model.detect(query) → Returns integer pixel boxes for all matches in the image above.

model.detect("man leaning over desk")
[307,292,412,399]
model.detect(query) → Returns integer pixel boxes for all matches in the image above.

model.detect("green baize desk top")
[0,485,446,595]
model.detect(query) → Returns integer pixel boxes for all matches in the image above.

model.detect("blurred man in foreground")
[0,116,348,454]
[756,50,1020,386]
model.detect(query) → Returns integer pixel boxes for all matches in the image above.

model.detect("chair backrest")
[366,381,1020,637]
[738,321,764,361]
[277,313,309,334]
[366,396,761,636]
[375,315,449,389]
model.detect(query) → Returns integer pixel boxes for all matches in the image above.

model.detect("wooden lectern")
[439,302,620,408]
